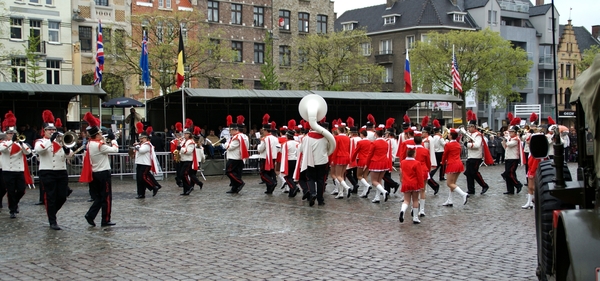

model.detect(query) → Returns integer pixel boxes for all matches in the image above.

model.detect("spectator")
[151,132,166,152]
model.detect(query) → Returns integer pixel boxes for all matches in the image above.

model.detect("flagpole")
[181,84,186,126]
[452,45,455,127]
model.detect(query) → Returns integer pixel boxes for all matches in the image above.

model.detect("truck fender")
[554,209,600,281]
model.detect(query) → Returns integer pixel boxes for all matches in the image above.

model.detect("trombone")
[55,131,78,148]
[458,126,476,143]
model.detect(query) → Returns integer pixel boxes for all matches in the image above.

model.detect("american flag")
[93,20,104,85]
[451,53,462,92]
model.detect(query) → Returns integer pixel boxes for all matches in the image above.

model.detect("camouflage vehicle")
[531,54,600,281]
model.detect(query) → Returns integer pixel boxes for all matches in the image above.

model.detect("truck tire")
[534,160,575,280]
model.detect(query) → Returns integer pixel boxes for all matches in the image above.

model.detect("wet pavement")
[1,163,573,280]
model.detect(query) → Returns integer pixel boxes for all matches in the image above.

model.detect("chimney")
[536,0,544,5]
[386,0,398,9]
[592,25,600,40]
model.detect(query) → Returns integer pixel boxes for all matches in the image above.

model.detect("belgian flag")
[176,26,185,88]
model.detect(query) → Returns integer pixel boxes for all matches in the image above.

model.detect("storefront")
[558,110,576,129]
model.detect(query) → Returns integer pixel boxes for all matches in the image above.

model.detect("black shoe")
[236,183,245,193]
[50,224,61,230]
[481,186,489,195]
[467,191,475,195]
[516,185,523,194]
[365,186,372,196]
[440,178,447,181]
[432,185,440,195]
[351,186,359,194]
[136,195,145,199]
[393,184,399,194]
[302,192,309,200]
[180,192,190,196]
[10,213,16,219]
[317,201,325,206]
[35,201,44,205]
[101,222,116,227]
[309,195,316,207]
[503,192,514,195]
[67,189,73,197]
[153,187,159,197]
[84,215,96,226]
[226,186,238,194]
[288,187,298,198]
[198,182,203,190]
[399,211,404,223]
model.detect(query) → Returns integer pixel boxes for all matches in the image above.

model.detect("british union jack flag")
[93,20,104,85]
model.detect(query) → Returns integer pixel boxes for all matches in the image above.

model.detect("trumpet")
[441,127,449,139]
[458,126,476,142]
[56,131,78,148]
[17,134,27,142]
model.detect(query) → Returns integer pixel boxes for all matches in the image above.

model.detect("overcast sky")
[333,0,598,32]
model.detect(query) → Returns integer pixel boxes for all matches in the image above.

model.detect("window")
[46,60,60,84]
[279,10,290,30]
[383,66,393,83]
[453,14,464,22]
[421,34,429,43]
[254,43,264,64]
[29,0,39,3]
[158,0,163,8]
[406,35,415,49]
[342,23,354,31]
[29,20,42,52]
[317,15,327,34]
[208,77,221,89]
[279,45,290,66]
[384,16,395,25]
[114,29,125,55]
[231,4,242,25]
[208,1,219,22]
[298,12,309,33]
[232,79,244,89]
[10,18,23,39]
[95,0,108,6]
[359,69,371,84]
[565,64,571,79]
[298,49,307,65]
[46,0,53,4]
[165,0,171,9]
[253,6,264,27]
[180,23,188,41]
[11,58,27,83]
[254,80,263,90]
[379,39,392,55]
[79,26,92,51]
[231,41,243,62]
[208,39,220,58]
[487,10,497,25]
[48,21,60,43]
[360,42,371,56]
[156,22,164,42]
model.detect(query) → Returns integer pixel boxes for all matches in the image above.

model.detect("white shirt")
[433,134,447,153]
[546,133,555,156]
[135,141,154,166]
[225,133,244,160]
[423,135,437,166]
[195,144,206,164]
[282,140,299,161]
[257,134,278,160]
[505,137,521,160]
[35,137,72,170]
[88,139,118,172]
[299,132,330,169]
[467,132,484,159]
[0,140,32,172]
[366,130,376,142]
[179,139,196,162]
[522,132,531,153]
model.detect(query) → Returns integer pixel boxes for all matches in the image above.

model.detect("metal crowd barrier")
[221,150,261,175]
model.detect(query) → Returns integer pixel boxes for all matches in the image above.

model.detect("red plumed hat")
[403,114,410,125]
[55,118,62,129]
[529,112,538,123]
[146,126,153,135]
[510,117,521,126]
[226,115,233,127]
[175,122,183,133]
[421,116,429,129]
[332,119,338,129]
[193,126,201,135]
[185,118,193,129]
[366,114,375,128]
[385,117,395,133]
[288,119,296,130]
[3,111,17,133]
[237,115,245,127]
[548,116,556,125]
[262,114,270,129]
[270,121,276,131]
[507,112,514,122]
[83,112,100,136]
[42,110,56,129]
[346,117,354,128]
[136,122,144,134]
[433,119,441,129]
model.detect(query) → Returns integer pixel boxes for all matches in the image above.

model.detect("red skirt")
[445,160,464,174]
[331,155,350,166]
[356,158,368,169]
[368,160,389,172]
[401,183,423,193]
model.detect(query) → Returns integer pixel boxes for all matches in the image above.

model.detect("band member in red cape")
[421,117,440,195]
[0,111,33,219]
[464,110,491,195]
[430,119,447,181]
[331,119,352,199]
[522,132,545,209]
[190,126,206,190]
[345,117,361,194]
[178,120,198,196]
[382,118,400,195]
[501,120,524,195]
[440,129,469,206]
[365,125,390,203]
[280,123,300,197]
[351,128,373,198]
[80,112,118,227]
[133,123,161,198]
[170,122,184,187]
[294,119,331,206]
[399,114,412,144]
[225,116,250,193]
[34,110,73,229]
[365,114,376,141]
[398,146,425,224]
[258,114,279,194]
[413,132,432,217]
[546,116,557,159]
[277,124,288,192]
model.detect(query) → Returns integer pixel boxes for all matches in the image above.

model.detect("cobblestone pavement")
[1,163,574,280]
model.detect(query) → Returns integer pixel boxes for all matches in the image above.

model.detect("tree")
[109,10,238,97]
[24,34,44,83]
[410,29,532,124]
[577,45,600,73]
[260,31,278,90]
[283,29,384,91]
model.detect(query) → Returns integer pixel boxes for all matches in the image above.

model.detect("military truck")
[531,54,600,281]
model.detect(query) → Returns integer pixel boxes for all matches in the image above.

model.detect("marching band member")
[258,114,279,194]
[431,119,447,181]
[280,125,300,197]
[170,122,184,187]
[440,129,469,206]
[178,119,198,196]
[34,110,73,229]
[81,112,118,227]
[522,133,545,209]
[295,119,331,206]
[501,120,524,195]
[399,114,412,144]
[382,118,400,194]
[464,110,490,195]
[546,116,557,159]
[331,120,352,199]
[398,146,424,224]
[351,129,372,198]
[346,117,361,194]
[413,131,431,217]
[190,126,206,190]
[365,125,390,203]
[277,124,288,192]
[421,117,440,195]
[0,111,32,219]
[225,116,249,194]
[134,123,161,198]
[365,114,376,141]
[0,132,5,210]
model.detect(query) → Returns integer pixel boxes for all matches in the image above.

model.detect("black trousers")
[189,167,203,188]
[136,164,159,196]
[0,170,6,208]
[175,161,183,186]
[465,158,488,193]
[86,170,112,224]
[3,171,26,214]
[524,152,530,175]
[299,170,309,195]
[306,164,328,204]
[226,159,244,189]
[502,159,521,193]
[259,159,277,192]
[180,161,193,193]
[345,167,359,188]
[430,152,445,180]
[382,171,398,193]
[284,160,298,190]
[39,170,68,225]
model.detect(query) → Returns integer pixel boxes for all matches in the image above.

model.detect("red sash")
[79,146,93,183]
[294,152,303,181]
[240,136,249,160]
[264,137,274,170]
[281,142,289,175]
[53,142,61,153]
[192,146,199,170]
[476,132,495,165]
[10,143,20,155]
[22,154,33,184]
[307,132,324,139]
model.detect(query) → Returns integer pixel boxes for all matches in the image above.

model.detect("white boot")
[371,191,381,203]
[334,179,345,198]
[331,180,339,195]
[442,190,453,207]
[399,203,408,223]
[359,179,371,198]
[372,184,388,203]
[340,181,352,198]
[453,186,469,205]
[412,208,421,224]
[522,194,533,209]
[419,199,426,217]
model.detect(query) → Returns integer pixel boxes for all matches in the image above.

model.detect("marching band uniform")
[0,111,32,219]
[382,123,400,194]
[179,125,198,196]
[431,124,447,181]
[346,128,361,194]
[296,123,330,206]
[258,117,279,194]
[280,130,300,197]
[81,112,118,227]
[170,122,184,187]
[441,135,469,206]
[332,126,352,199]
[422,129,440,194]
[34,110,72,229]
[134,125,161,198]
[465,123,490,195]
[415,139,431,217]
[0,147,5,209]
[398,151,425,224]
[502,127,524,194]
[351,132,372,198]
[365,130,390,203]
[225,119,249,194]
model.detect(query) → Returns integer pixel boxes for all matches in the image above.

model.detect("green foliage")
[410,29,532,122]
[577,45,600,73]
[82,73,124,100]
[283,29,384,91]
[24,35,44,83]
[260,31,279,90]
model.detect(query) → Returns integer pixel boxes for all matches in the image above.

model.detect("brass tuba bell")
[298,94,336,155]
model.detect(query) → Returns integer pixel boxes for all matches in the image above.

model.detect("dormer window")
[448,11,467,23]
[383,14,400,25]
[341,21,357,31]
